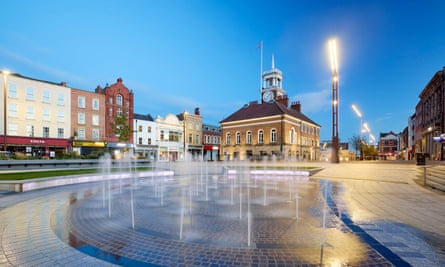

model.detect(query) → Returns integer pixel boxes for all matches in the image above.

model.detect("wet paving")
[1,163,444,266]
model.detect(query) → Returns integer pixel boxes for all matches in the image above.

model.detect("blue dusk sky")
[1,0,444,143]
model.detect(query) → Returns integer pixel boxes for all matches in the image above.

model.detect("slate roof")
[220,101,320,126]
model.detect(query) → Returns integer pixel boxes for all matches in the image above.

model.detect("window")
[78,113,85,124]
[195,134,200,144]
[290,128,296,144]
[138,137,142,145]
[258,130,264,144]
[236,132,241,145]
[148,138,151,145]
[148,126,151,133]
[92,115,99,126]
[109,97,113,104]
[246,131,252,145]
[109,107,113,117]
[57,93,65,106]
[188,133,192,143]
[42,91,50,103]
[26,87,35,101]
[78,96,86,108]
[169,131,179,142]
[92,129,99,140]
[42,127,50,138]
[78,128,85,140]
[271,129,277,143]
[43,108,50,121]
[26,125,34,137]
[225,133,231,145]
[116,108,123,117]
[8,104,17,117]
[92,98,99,110]
[57,128,64,138]
[8,84,17,98]
[7,124,16,135]
[116,94,123,105]
[26,106,34,119]
[138,125,143,132]
[160,130,165,140]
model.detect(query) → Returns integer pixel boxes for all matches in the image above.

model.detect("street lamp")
[329,39,339,163]
[2,70,9,152]
[351,104,363,159]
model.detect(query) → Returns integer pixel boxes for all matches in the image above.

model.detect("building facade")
[95,77,134,158]
[178,108,203,160]
[1,72,71,158]
[378,131,399,160]
[133,113,158,159]
[155,114,184,161]
[220,57,320,161]
[71,88,106,156]
[202,123,220,161]
[415,67,445,160]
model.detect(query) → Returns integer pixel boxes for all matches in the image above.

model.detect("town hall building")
[220,56,321,161]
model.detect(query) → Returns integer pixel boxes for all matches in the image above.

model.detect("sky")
[1,0,445,143]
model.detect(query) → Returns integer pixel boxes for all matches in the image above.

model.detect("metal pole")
[3,73,7,152]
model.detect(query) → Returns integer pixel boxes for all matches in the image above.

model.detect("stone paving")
[0,162,444,266]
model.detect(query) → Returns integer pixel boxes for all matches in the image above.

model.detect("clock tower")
[261,54,285,103]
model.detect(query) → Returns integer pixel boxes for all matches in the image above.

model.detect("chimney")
[60,81,67,87]
[194,107,200,116]
[276,94,289,107]
[117,77,123,83]
[291,101,301,112]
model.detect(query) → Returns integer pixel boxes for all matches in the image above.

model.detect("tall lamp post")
[2,70,9,152]
[329,39,339,163]
[351,104,363,159]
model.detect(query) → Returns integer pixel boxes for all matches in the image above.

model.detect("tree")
[349,135,362,160]
[110,115,131,142]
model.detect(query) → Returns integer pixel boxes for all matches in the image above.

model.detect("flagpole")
[259,40,263,100]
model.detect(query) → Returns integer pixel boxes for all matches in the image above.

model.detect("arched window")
[271,129,277,143]
[236,132,241,145]
[225,133,231,145]
[116,94,123,105]
[258,130,264,144]
[246,131,252,145]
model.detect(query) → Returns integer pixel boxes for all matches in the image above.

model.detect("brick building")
[95,77,134,157]
[71,88,106,156]
[220,57,320,161]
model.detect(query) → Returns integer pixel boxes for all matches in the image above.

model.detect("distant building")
[156,114,184,161]
[71,88,106,156]
[415,66,445,160]
[220,56,320,161]
[202,123,220,161]
[133,113,157,159]
[95,77,134,158]
[177,108,203,160]
[1,72,71,158]
[379,131,399,160]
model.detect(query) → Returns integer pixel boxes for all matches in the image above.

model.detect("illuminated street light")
[2,70,9,152]
[329,39,339,163]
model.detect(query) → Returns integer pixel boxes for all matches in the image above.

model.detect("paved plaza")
[0,161,444,266]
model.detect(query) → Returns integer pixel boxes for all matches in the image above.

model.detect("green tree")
[110,115,131,142]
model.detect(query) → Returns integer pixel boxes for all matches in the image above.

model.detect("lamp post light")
[2,70,9,152]
[329,39,339,163]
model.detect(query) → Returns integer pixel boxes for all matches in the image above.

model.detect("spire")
[271,54,275,69]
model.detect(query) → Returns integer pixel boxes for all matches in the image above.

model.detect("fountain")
[54,155,393,266]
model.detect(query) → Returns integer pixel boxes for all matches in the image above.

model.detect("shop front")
[72,140,107,157]
[6,136,70,158]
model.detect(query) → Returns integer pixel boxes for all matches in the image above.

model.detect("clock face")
[263,91,274,103]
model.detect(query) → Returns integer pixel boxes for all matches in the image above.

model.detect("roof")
[220,101,320,126]
[134,113,154,121]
